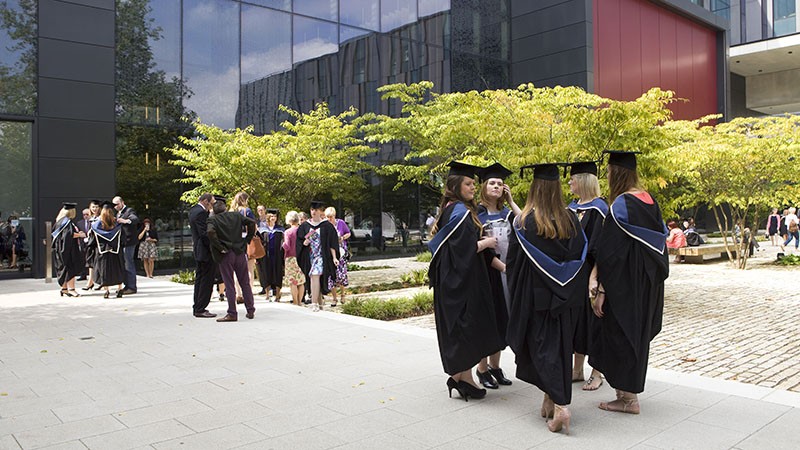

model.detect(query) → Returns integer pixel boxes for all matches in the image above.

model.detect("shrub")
[170,269,195,285]
[775,254,800,266]
[400,269,429,286]
[415,251,432,262]
[342,291,434,320]
[347,263,392,272]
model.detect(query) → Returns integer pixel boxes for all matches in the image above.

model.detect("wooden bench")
[669,244,737,263]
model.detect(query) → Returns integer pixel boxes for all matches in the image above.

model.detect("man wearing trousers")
[113,196,139,294]
[207,198,256,322]
[189,193,216,318]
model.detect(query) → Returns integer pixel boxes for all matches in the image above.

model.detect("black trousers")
[193,259,216,314]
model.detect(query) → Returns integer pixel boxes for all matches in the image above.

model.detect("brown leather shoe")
[194,311,217,318]
[236,296,244,304]
[246,312,254,319]
[216,314,237,322]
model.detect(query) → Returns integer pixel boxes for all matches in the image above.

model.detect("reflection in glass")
[418,0,449,17]
[0,0,36,115]
[294,0,337,21]
[381,0,417,32]
[341,0,379,30]
[340,25,373,44]
[451,0,509,60]
[247,0,290,11]
[0,121,33,275]
[241,6,291,82]
[293,15,338,64]
[774,0,796,36]
[148,0,181,78]
[183,0,239,128]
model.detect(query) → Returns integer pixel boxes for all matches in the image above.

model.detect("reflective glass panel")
[117,0,186,125]
[294,0,337,21]
[247,0,290,11]
[774,0,797,36]
[0,0,36,115]
[293,15,338,64]
[183,0,240,129]
[241,6,291,83]
[418,0,449,17]
[341,0,379,30]
[381,0,417,32]
[0,121,33,276]
[340,25,373,44]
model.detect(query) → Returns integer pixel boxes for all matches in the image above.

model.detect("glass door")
[0,121,33,278]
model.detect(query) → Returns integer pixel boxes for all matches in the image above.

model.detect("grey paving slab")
[1,276,799,449]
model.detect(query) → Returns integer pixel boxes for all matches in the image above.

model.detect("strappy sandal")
[582,375,604,391]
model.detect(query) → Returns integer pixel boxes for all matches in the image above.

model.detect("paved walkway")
[0,268,799,449]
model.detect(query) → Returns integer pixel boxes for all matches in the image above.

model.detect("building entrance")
[0,121,33,278]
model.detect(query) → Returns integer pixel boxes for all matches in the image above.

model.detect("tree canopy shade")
[361,81,679,204]
[667,115,800,268]
[167,104,376,214]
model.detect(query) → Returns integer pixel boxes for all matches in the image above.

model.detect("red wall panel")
[593,0,718,120]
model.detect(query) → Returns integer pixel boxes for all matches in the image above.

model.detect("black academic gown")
[505,212,589,405]
[296,220,339,295]
[90,222,126,287]
[568,198,609,356]
[52,218,84,286]
[258,226,285,288]
[477,206,511,348]
[428,202,504,375]
[589,193,669,394]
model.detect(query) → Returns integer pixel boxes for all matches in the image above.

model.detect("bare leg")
[477,357,489,373]
[86,268,95,288]
[297,284,305,305]
[453,368,479,388]
[338,285,346,304]
[599,390,640,414]
[572,353,586,381]
[488,351,501,369]
[310,275,322,309]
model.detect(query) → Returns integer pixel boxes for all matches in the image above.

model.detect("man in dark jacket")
[113,196,139,294]
[189,193,216,318]
[208,198,256,322]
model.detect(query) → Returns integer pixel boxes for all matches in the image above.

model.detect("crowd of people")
[189,193,352,321]
[51,196,142,298]
[428,151,669,435]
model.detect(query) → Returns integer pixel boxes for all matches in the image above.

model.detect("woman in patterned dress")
[282,211,306,305]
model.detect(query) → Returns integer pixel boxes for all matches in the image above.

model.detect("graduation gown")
[568,198,609,356]
[505,212,589,405]
[258,226,285,287]
[52,218,84,286]
[477,206,512,347]
[428,202,504,375]
[90,222,126,287]
[589,193,669,394]
[296,220,339,295]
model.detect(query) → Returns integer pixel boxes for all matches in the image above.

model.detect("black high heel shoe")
[81,284,94,291]
[94,285,103,291]
[116,290,123,298]
[477,370,499,389]
[447,377,459,398]
[488,367,513,386]
[103,291,110,299]
[60,289,79,298]
[458,380,487,400]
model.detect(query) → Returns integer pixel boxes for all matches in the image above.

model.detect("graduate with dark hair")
[297,201,339,312]
[505,163,589,435]
[52,202,86,297]
[590,150,669,415]
[428,161,504,402]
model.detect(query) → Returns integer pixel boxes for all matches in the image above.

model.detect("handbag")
[247,236,266,259]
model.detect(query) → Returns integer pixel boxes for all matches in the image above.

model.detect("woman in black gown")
[89,202,126,298]
[506,163,589,435]
[590,150,669,415]
[427,161,504,401]
[52,202,85,297]
[566,161,609,391]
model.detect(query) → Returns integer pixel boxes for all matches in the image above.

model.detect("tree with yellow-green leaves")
[667,115,800,269]
[361,81,679,204]
[167,104,375,214]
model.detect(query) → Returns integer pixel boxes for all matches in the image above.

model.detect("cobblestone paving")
[383,246,800,393]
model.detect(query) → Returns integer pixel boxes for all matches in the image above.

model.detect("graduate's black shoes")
[458,380,486,401]
[477,370,499,389]
[488,367,513,386]
[447,377,459,398]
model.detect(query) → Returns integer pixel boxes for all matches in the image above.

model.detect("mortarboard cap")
[213,195,227,203]
[568,161,598,177]
[519,163,563,181]
[310,200,325,210]
[447,161,479,179]
[477,162,513,182]
[604,150,641,170]
[90,199,101,205]
[266,208,279,215]
[101,201,115,209]
[62,202,77,210]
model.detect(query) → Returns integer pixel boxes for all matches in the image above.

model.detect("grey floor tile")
[245,404,347,438]
[80,420,193,450]
[255,427,346,450]
[642,420,749,450]
[152,423,266,450]
[735,408,800,450]
[0,434,20,450]
[688,395,791,434]
[13,415,125,449]
[114,399,213,428]
[315,408,418,442]
[0,411,62,436]
[175,401,272,433]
